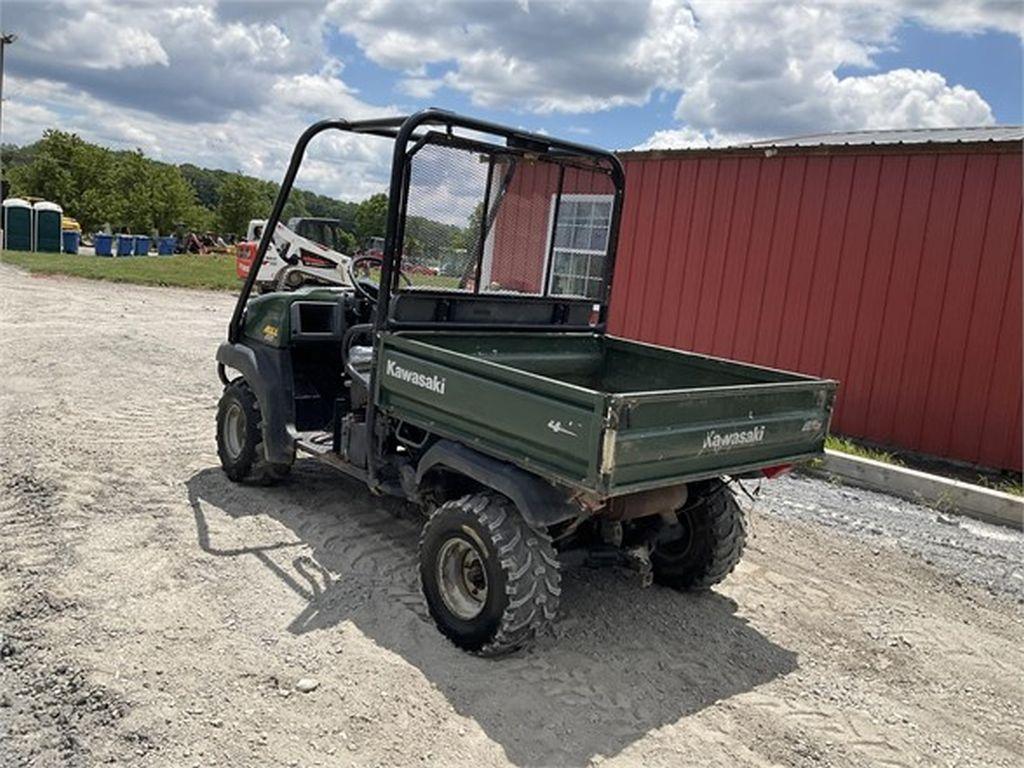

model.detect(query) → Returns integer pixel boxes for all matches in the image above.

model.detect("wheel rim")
[436,537,488,620]
[223,402,246,460]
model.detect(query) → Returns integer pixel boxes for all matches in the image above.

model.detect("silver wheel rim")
[436,538,488,620]
[223,402,246,460]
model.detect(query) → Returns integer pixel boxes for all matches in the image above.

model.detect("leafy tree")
[217,173,265,236]
[150,164,203,233]
[7,130,202,233]
[354,193,389,243]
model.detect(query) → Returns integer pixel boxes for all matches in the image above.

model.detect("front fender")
[216,342,295,464]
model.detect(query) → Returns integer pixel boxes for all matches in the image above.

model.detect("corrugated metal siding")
[609,148,1022,471]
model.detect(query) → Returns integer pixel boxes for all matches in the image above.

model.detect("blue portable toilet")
[95,233,114,256]
[134,235,151,255]
[158,235,176,255]
[62,230,81,254]
[116,234,134,256]
[33,201,63,253]
[2,198,33,251]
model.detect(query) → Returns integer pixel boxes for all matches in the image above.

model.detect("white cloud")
[0,0,1014,187]
[398,77,443,99]
[327,0,1008,149]
[37,11,169,69]
[632,127,754,151]
[665,3,998,144]
[903,0,1024,36]
[828,68,994,128]
[328,0,680,113]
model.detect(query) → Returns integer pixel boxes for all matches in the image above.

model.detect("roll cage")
[228,108,626,344]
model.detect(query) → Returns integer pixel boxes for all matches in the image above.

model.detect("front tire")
[652,479,746,591]
[419,492,560,656]
[216,379,293,485]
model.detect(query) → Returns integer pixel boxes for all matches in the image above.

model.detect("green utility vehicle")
[216,110,837,655]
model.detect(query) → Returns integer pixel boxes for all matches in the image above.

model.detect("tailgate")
[604,381,837,494]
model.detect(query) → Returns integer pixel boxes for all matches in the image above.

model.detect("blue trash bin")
[116,234,134,256]
[134,235,151,255]
[158,236,176,255]
[62,230,81,254]
[95,233,114,257]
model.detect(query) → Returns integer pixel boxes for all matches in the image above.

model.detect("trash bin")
[2,198,33,251]
[62,230,81,254]
[116,234,134,256]
[134,235,151,255]
[95,233,114,256]
[33,201,63,253]
[158,236,176,255]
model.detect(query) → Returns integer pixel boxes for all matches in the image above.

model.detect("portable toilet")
[2,198,33,251]
[33,201,63,253]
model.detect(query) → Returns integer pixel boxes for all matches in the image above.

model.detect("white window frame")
[542,193,614,298]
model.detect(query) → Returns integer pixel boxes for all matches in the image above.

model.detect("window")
[547,194,613,299]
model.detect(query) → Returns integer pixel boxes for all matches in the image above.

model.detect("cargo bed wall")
[605,383,835,494]
[377,335,605,489]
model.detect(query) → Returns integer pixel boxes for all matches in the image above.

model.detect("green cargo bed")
[377,332,837,497]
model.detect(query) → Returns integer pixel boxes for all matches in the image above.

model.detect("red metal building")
[478,127,1021,471]
[609,128,1022,472]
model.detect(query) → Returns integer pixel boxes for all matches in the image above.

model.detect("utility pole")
[0,31,17,207]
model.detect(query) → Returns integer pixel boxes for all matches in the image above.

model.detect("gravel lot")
[1,265,1022,767]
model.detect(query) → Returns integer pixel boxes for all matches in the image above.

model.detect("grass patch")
[825,435,904,465]
[973,475,1024,497]
[1,249,239,291]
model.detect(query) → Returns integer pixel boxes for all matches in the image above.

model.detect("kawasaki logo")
[701,425,766,454]
[385,359,446,395]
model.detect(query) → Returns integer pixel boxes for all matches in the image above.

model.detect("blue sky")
[2,1,1021,197]
[336,20,1022,151]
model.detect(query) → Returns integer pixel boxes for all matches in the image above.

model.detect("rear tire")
[216,379,293,485]
[419,492,560,656]
[652,479,746,591]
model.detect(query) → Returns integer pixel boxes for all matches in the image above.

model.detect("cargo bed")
[377,332,837,497]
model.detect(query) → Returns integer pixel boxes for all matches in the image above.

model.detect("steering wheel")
[347,254,412,303]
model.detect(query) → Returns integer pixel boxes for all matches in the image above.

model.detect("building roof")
[744,125,1023,148]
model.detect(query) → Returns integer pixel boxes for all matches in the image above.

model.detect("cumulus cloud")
[632,127,755,151]
[397,77,444,99]
[327,0,1008,148]
[0,0,1013,185]
[328,0,687,113]
[667,2,997,144]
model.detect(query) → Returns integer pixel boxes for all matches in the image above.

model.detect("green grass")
[825,435,904,465]
[2,249,468,293]
[973,475,1024,497]
[1,249,239,291]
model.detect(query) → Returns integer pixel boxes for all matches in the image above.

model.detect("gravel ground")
[758,474,1024,603]
[1,265,1022,768]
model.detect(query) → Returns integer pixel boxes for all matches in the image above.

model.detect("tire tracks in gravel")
[2,266,1023,767]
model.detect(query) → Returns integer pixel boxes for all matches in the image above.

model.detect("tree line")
[0,131,348,239]
[1,130,476,261]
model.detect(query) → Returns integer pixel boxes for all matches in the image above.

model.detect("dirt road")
[1,265,1022,767]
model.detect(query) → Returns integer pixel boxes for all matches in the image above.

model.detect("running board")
[295,432,369,483]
